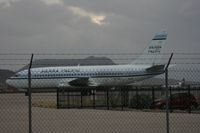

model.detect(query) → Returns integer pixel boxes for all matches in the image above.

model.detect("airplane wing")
[69,78,89,87]
[58,77,98,88]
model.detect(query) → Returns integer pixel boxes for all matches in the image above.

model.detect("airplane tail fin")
[132,30,167,65]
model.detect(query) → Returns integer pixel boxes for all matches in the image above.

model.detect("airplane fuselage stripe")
[8,72,163,80]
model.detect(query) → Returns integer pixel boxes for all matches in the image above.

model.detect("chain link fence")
[1,53,200,133]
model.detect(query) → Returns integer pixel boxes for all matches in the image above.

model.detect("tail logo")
[148,45,162,54]
[152,34,167,40]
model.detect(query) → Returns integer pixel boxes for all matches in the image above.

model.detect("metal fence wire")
[1,53,200,133]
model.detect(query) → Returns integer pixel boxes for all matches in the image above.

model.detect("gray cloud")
[0,0,200,54]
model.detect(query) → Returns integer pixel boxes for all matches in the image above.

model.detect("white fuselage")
[6,64,162,89]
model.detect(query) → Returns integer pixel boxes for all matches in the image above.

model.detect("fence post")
[80,90,83,108]
[188,85,191,113]
[93,89,96,109]
[57,88,60,109]
[28,54,34,133]
[169,87,173,112]
[124,87,127,107]
[107,88,109,110]
[136,87,139,109]
[121,87,124,111]
[165,68,170,133]
[165,53,173,133]
[67,91,70,109]
[152,87,155,107]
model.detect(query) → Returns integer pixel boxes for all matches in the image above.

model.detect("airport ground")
[1,93,200,133]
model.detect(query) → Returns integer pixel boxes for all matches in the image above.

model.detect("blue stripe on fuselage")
[8,72,163,80]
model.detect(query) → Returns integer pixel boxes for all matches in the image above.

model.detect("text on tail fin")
[132,31,167,65]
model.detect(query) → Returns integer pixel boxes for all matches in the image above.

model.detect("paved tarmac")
[1,93,200,133]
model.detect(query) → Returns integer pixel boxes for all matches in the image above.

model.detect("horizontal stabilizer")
[146,65,165,73]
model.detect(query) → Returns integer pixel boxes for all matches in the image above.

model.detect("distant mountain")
[20,56,116,70]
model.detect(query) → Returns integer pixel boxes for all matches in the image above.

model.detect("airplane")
[6,31,168,91]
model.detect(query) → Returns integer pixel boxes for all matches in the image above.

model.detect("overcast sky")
[0,0,200,54]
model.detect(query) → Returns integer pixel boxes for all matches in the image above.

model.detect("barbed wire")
[1,63,200,66]
[1,52,200,56]
[0,59,30,61]
[0,53,200,71]
[0,57,200,61]
[0,64,28,65]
